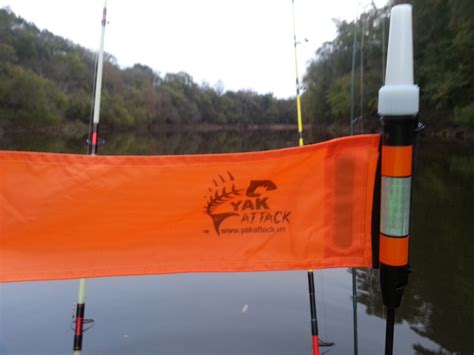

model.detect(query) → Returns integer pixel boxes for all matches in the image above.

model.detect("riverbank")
[1,120,471,143]
[315,121,474,143]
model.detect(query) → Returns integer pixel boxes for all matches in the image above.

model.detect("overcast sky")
[0,0,388,98]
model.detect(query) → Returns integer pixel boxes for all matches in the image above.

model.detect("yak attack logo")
[204,171,291,235]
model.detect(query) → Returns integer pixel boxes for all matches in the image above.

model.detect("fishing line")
[317,271,334,348]
[319,271,329,340]
[321,348,335,355]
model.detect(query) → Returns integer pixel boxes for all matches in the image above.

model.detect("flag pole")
[377,5,419,355]
[73,1,107,354]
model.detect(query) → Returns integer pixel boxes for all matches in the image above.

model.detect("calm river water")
[0,128,472,354]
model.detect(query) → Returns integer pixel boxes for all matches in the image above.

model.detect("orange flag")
[0,134,380,283]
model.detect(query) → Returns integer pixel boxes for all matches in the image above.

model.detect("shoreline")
[1,121,472,143]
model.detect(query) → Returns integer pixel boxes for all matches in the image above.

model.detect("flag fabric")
[0,134,380,283]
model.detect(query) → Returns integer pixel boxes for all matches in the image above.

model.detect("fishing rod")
[291,2,318,353]
[73,1,107,354]
[291,2,334,354]
[349,13,359,355]
[88,0,107,156]
[290,2,317,353]
[359,14,365,133]
[382,10,386,84]
[350,19,357,136]
[377,5,420,354]
[291,0,304,148]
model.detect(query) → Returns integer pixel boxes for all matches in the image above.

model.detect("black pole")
[307,271,320,355]
[385,307,395,355]
[351,268,358,355]
[73,302,85,352]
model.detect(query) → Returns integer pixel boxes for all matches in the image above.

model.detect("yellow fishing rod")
[291,3,315,353]
[291,0,304,147]
[291,2,333,354]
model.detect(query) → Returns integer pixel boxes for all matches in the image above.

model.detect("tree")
[0,64,66,126]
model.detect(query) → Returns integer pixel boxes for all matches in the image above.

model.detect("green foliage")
[453,103,474,126]
[303,7,388,131]
[101,93,134,128]
[303,0,473,130]
[327,74,351,119]
[0,64,66,126]
[0,8,295,130]
[2,2,471,131]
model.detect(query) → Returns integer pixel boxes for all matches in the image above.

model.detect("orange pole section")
[379,234,409,266]
[381,146,412,177]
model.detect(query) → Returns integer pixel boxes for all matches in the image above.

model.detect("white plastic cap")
[378,4,419,116]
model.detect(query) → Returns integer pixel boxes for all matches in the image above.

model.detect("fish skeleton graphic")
[205,173,277,235]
